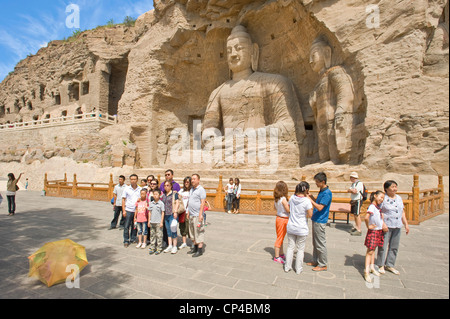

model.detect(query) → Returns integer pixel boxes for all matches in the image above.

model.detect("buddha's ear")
[251,43,259,72]
[323,46,332,69]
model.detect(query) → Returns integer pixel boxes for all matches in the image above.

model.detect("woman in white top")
[376,180,410,275]
[364,190,388,282]
[178,176,192,250]
[273,181,290,264]
[285,182,313,274]
[224,178,235,214]
[232,178,242,214]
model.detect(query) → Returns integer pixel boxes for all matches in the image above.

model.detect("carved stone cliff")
[0,0,448,186]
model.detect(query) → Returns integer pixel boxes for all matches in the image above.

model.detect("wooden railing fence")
[44,173,445,225]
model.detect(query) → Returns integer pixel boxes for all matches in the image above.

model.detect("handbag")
[172,191,185,215]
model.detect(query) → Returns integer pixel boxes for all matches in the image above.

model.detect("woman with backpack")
[6,172,23,216]
[347,172,367,236]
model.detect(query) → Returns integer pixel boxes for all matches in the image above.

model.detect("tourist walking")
[148,189,165,255]
[187,174,207,257]
[233,178,241,214]
[110,175,126,230]
[161,181,180,254]
[134,189,149,249]
[224,178,235,214]
[306,172,332,272]
[364,191,388,283]
[6,172,23,216]
[376,180,410,275]
[347,172,365,236]
[178,176,192,250]
[285,182,313,274]
[122,174,142,247]
[273,181,290,264]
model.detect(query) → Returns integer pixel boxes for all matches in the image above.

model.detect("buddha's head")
[309,36,333,74]
[227,25,259,76]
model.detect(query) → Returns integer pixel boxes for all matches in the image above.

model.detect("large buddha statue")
[203,25,306,168]
[309,35,356,164]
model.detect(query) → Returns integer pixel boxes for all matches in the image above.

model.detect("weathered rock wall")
[0,122,111,166]
[302,0,449,175]
[0,0,448,180]
[118,0,448,175]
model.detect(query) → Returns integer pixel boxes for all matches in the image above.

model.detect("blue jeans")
[164,214,178,239]
[123,211,137,244]
[7,195,16,214]
[137,222,148,236]
[226,193,235,211]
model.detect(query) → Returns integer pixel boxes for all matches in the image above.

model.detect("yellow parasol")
[28,239,88,287]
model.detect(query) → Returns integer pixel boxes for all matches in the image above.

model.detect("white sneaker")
[164,245,173,253]
[136,243,142,249]
[179,243,188,249]
[171,246,178,254]
[141,244,147,249]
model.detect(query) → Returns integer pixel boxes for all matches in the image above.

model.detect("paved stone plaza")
[0,191,448,299]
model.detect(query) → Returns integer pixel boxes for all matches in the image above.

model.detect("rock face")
[0,0,448,179]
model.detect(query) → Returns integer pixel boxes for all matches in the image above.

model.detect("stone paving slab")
[0,191,448,299]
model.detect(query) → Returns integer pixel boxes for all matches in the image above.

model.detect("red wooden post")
[72,174,78,197]
[216,175,224,210]
[44,173,48,195]
[438,175,444,212]
[412,174,420,224]
[108,174,114,200]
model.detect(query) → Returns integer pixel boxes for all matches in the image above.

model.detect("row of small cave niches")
[0,81,89,116]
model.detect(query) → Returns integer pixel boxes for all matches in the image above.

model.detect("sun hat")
[350,172,359,179]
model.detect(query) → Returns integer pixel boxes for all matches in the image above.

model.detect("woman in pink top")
[134,189,149,249]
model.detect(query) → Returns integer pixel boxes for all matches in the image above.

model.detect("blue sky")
[0,0,154,82]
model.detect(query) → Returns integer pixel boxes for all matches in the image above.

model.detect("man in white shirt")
[122,174,142,247]
[347,172,364,236]
[109,175,126,230]
[187,174,207,257]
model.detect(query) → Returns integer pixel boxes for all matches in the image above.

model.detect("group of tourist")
[1,168,410,282]
[109,170,208,258]
[224,177,242,214]
[272,171,410,283]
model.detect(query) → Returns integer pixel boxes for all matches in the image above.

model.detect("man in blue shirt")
[159,169,181,193]
[307,172,332,271]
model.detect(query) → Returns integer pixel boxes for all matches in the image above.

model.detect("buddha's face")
[309,46,326,74]
[227,36,253,74]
